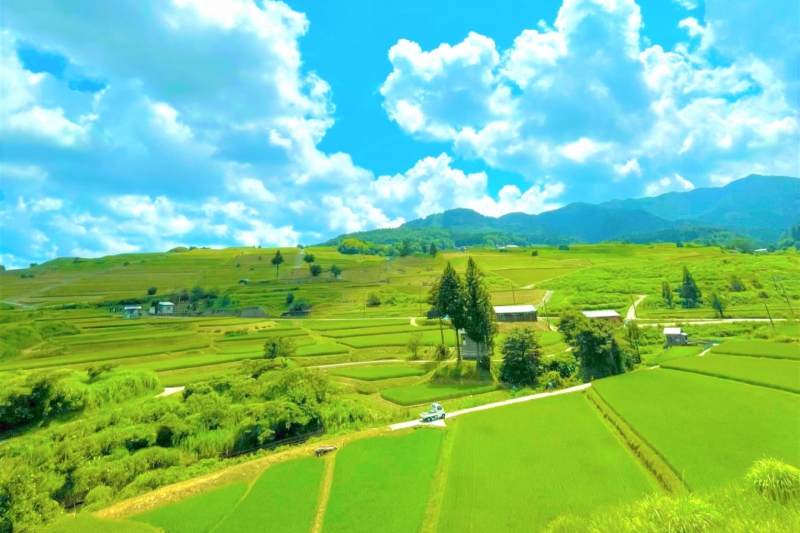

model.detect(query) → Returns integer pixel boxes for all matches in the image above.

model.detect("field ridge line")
[659,365,800,395]
[420,420,459,533]
[309,454,336,533]
[590,385,690,492]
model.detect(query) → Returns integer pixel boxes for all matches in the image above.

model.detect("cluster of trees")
[0,367,159,435]
[499,327,579,388]
[0,364,400,531]
[336,237,449,257]
[427,258,497,370]
[558,309,635,381]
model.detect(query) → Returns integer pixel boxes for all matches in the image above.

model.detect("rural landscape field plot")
[323,429,444,533]
[438,392,657,533]
[593,369,800,489]
[338,329,456,348]
[133,482,248,533]
[211,458,324,533]
[711,340,800,359]
[329,365,427,381]
[642,345,703,366]
[44,515,161,533]
[381,383,497,406]
[662,353,800,393]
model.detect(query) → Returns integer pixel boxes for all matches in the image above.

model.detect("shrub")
[531,250,539,256]
[147,286,158,295]
[264,337,296,359]
[289,299,311,314]
[558,244,570,251]
[406,332,423,359]
[310,264,322,277]
[747,459,800,503]
[84,485,115,510]
[286,292,295,305]
[366,293,381,307]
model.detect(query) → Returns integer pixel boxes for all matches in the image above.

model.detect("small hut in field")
[582,309,622,324]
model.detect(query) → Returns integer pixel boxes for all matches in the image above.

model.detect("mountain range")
[325,175,799,247]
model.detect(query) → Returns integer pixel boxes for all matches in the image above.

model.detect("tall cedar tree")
[500,327,541,387]
[399,239,413,257]
[463,257,498,371]
[662,280,674,308]
[679,266,701,308]
[557,308,587,344]
[271,250,284,277]
[429,243,437,257]
[427,262,466,361]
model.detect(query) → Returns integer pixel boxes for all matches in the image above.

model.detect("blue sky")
[1,0,797,267]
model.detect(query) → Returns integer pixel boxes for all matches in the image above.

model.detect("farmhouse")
[458,329,487,360]
[123,305,142,319]
[582,310,622,324]
[494,304,537,322]
[158,302,175,315]
[663,327,688,346]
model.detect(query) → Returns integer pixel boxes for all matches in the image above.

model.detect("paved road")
[626,295,647,320]
[156,386,185,398]
[388,383,592,431]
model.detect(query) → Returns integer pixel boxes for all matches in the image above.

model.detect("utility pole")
[764,302,775,328]
[629,293,637,319]
[363,290,366,318]
[542,298,551,330]
[418,286,422,316]
[511,284,516,305]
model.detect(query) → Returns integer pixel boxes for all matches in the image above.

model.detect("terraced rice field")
[662,353,800,393]
[329,365,427,381]
[44,515,161,533]
[438,393,656,532]
[323,430,444,533]
[133,482,248,533]
[643,345,703,366]
[338,330,456,349]
[593,369,800,489]
[381,383,498,406]
[711,340,800,360]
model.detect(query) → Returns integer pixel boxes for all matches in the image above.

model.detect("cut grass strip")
[322,429,444,533]
[132,482,247,533]
[43,515,161,533]
[711,340,800,360]
[593,369,800,490]
[381,383,497,406]
[213,457,324,533]
[662,353,800,394]
[329,366,426,381]
[438,393,656,533]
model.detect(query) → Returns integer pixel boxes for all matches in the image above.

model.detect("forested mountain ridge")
[324,175,799,248]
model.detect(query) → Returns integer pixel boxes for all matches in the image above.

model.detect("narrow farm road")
[540,290,554,306]
[410,317,418,326]
[293,247,306,268]
[310,455,337,533]
[626,295,647,320]
[388,383,592,431]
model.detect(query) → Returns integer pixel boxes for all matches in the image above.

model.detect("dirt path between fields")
[410,317,418,326]
[388,383,592,431]
[626,295,647,320]
[310,454,337,533]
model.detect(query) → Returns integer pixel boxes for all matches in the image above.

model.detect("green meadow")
[133,482,248,533]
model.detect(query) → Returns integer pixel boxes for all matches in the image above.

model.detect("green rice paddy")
[593,369,800,489]
[381,383,498,406]
[323,430,444,533]
[711,340,800,360]
[662,353,800,393]
[438,393,657,532]
[133,482,248,533]
[212,458,324,533]
[329,365,427,381]
[338,330,456,349]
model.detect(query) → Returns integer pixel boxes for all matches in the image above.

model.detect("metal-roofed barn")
[663,327,688,346]
[493,304,537,322]
[157,302,175,315]
[123,305,142,319]
[582,310,622,324]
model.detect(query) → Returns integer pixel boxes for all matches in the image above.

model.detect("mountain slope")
[325,175,798,247]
